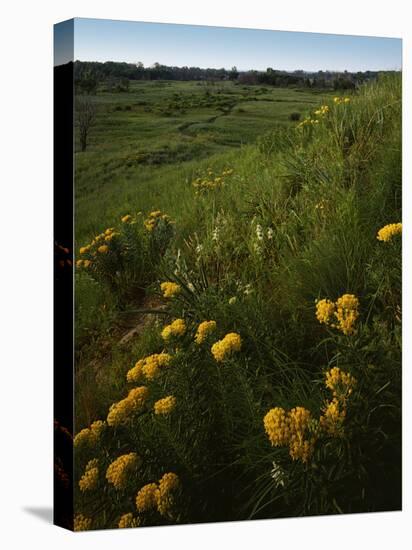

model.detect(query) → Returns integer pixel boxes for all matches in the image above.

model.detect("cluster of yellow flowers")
[264,366,356,461]
[77,226,121,267]
[211,332,242,362]
[192,167,234,194]
[297,117,319,128]
[118,513,141,529]
[320,367,357,436]
[74,514,92,531]
[156,472,180,517]
[135,472,180,518]
[316,294,359,335]
[297,104,330,129]
[76,259,92,268]
[107,386,149,426]
[314,105,329,117]
[264,406,315,463]
[194,320,217,344]
[325,366,356,398]
[144,210,171,232]
[160,281,181,298]
[106,452,141,490]
[127,353,173,383]
[154,395,176,415]
[333,96,351,105]
[79,458,99,492]
[135,482,159,512]
[74,420,106,448]
[161,319,186,341]
[376,222,402,242]
[319,398,346,436]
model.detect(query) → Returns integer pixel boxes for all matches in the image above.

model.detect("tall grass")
[73,74,401,529]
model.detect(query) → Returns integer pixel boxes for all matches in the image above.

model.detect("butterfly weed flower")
[136,482,159,512]
[263,407,290,447]
[156,472,180,517]
[211,332,242,362]
[160,282,181,299]
[315,298,336,326]
[107,387,149,426]
[334,294,359,335]
[154,395,176,415]
[194,320,217,344]
[140,353,172,380]
[74,420,106,448]
[106,453,141,490]
[316,294,359,335]
[325,367,356,399]
[319,398,346,436]
[74,514,92,531]
[288,407,314,463]
[118,513,141,528]
[127,359,145,383]
[377,222,402,242]
[79,458,99,492]
[161,319,186,341]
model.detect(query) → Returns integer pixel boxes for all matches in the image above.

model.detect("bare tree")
[75,97,96,152]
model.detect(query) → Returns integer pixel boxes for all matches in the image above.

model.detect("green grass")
[73,74,401,529]
[75,81,330,244]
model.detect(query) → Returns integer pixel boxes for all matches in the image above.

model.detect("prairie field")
[73,74,402,530]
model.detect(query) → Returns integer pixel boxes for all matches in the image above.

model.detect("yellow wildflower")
[316,299,335,325]
[79,245,90,255]
[156,472,180,517]
[74,514,92,531]
[161,319,186,341]
[127,359,145,383]
[107,387,149,426]
[263,407,290,446]
[136,483,159,512]
[106,453,141,490]
[194,320,217,344]
[377,222,402,242]
[320,398,346,436]
[140,353,172,380]
[154,395,176,415]
[79,459,99,492]
[83,259,91,268]
[118,513,141,528]
[97,244,109,254]
[325,367,356,398]
[334,294,359,335]
[288,407,314,463]
[211,332,242,362]
[316,294,359,335]
[73,420,105,448]
[160,282,181,299]
[121,214,132,223]
[76,259,84,268]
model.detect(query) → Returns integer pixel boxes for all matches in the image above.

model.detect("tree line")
[74,60,385,94]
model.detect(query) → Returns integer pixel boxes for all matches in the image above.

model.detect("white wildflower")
[256,224,264,241]
[267,228,274,240]
[271,461,286,488]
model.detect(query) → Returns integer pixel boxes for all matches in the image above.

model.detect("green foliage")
[73,74,402,529]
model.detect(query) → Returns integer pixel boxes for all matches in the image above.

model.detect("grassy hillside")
[73,74,401,530]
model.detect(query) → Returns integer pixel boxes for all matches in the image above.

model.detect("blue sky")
[55,18,401,71]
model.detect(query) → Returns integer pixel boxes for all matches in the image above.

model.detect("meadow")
[73,74,402,530]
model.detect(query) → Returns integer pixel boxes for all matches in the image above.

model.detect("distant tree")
[229,66,239,80]
[75,97,96,152]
